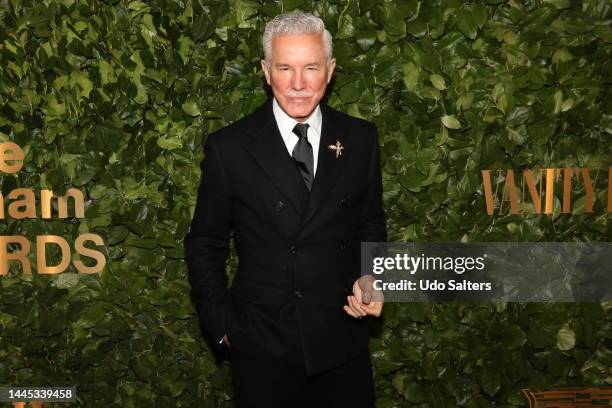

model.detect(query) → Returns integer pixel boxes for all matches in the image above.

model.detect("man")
[185,11,386,407]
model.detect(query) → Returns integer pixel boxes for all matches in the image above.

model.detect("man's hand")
[223,334,230,347]
[343,275,384,319]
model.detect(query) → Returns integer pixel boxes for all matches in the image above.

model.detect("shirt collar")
[272,97,322,138]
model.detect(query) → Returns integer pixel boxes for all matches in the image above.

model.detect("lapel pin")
[327,140,344,159]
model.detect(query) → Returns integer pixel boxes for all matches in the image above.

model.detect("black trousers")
[229,348,375,408]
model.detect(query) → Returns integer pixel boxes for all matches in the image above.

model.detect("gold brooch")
[327,140,344,159]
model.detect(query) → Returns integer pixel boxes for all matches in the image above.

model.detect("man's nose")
[291,71,305,90]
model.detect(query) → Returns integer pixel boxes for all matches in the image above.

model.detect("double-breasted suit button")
[294,290,303,299]
[274,200,285,212]
[289,245,298,255]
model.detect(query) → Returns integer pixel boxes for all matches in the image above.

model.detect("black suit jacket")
[185,96,386,375]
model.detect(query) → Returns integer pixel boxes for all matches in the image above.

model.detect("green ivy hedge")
[0,0,610,406]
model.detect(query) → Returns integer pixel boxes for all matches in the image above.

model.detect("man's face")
[261,32,336,122]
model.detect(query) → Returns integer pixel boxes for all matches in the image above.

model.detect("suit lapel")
[244,98,309,215]
[243,98,349,236]
[296,103,348,231]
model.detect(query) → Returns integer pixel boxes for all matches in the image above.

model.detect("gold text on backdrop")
[0,141,106,275]
[481,167,611,215]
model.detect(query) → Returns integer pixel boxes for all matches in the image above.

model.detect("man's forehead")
[269,33,326,61]
[271,32,324,46]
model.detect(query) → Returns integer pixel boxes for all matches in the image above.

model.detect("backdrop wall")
[0,0,610,406]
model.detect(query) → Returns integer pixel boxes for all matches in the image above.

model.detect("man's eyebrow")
[273,62,322,67]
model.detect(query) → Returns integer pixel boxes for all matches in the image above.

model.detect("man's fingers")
[362,301,383,317]
[345,296,365,318]
[343,305,360,319]
[344,297,384,318]
[347,295,367,317]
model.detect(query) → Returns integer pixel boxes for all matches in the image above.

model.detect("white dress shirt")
[272,97,322,177]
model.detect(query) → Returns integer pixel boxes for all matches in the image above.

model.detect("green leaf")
[506,125,528,145]
[79,303,106,328]
[561,98,574,112]
[557,323,576,351]
[472,4,488,28]
[392,372,407,394]
[594,25,612,43]
[404,383,425,403]
[416,147,439,174]
[339,82,362,103]
[98,60,117,85]
[108,226,130,245]
[337,13,356,39]
[70,71,93,99]
[406,20,428,38]
[506,106,530,125]
[554,90,564,114]
[182,100,201,116]
[429,73,446,90]
[543,0,571,9]
[383,5,407,37]
[157,136,183,150]
[500,322,527,350]
[402,62,419,91]
[456,9,478,40]
[399,166,426,192]
[479,369,501,397]
[441,115,462,129]
[177,35,192,63]
[54,273,79,289]
[356,30,377,51]
[405,303,427,322]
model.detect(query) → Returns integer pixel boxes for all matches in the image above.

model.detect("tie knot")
[292,123,309,140]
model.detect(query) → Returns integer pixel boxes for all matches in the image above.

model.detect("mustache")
[286,92,313,98]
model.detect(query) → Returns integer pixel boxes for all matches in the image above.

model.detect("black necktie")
[291,123,314,191]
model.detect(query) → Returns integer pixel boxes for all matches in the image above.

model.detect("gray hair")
[262,11,333,62]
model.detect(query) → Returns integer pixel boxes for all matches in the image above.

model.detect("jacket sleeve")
[356,123,387,243]
[184,133,232,351]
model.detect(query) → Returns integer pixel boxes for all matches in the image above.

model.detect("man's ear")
[261,59,271,85]
[326,57,336,84]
